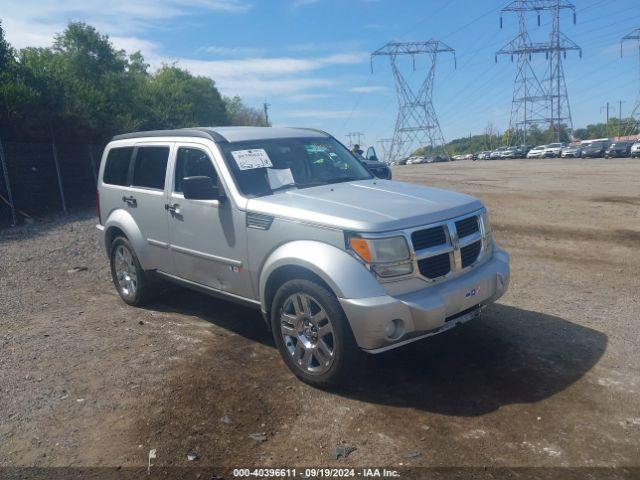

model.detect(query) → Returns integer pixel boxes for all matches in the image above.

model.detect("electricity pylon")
[371,40,456,162]
[498,0,581,143]
[377,138,393,163]
[621,28,640,136]
[496,11,549,146]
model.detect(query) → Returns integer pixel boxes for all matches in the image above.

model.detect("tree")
[224,96,268,126]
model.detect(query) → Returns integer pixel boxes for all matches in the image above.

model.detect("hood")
[246,179,483,232]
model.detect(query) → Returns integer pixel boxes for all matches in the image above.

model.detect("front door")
[167,145,251,298]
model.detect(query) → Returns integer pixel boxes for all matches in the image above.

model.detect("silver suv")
[96,127,510,387]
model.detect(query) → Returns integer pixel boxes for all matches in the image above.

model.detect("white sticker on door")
[230,149,273,170]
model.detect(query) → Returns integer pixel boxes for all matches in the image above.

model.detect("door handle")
[165,203,180,214]
[122,195,137,207]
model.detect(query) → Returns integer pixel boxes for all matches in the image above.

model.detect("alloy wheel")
[280,293,335,374]
[114,245,138,299]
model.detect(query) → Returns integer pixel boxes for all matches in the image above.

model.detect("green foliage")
[0,21,266,143]
[573,118,639,139]
[224,95,268,127]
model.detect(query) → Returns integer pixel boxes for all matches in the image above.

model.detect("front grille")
[412,226,447,250]
[418,253,451,279]
[455,216,479,238]
[461,240,482,268]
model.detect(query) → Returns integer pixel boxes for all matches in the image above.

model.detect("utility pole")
[498,0,581,143]
[617,100,625,136]
[601,102,610,125]
[263,102,270,127]
[371,40,456,162]
[621,28,640,136]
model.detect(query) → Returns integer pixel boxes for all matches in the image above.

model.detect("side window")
[132,146,170,190]
[103,147,134,186]
[174,147,217,193]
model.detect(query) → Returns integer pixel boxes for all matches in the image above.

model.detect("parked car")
[527,145,547,158]
[604,141,633,158]
[561,143,582,158]
[499,146,524,159]
[543,143,565,158]
[631,141,640,158]
[478,151,492,160]
[490,147,507,159]
[582,141,610,158]
[452,154,465,161]
[96,126,510,387]
[360,146,392,179]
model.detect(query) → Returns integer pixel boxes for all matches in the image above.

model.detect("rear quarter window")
[103,147,134,186]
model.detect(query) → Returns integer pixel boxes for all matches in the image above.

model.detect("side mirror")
[183,176,225,201]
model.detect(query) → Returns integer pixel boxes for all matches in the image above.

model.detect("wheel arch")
[103,209,149,268]
[258,240,386,318]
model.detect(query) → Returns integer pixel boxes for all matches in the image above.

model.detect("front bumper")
[339,246,510,353]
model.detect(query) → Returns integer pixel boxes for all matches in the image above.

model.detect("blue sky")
[1,0,639,149]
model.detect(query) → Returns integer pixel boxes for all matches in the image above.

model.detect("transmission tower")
[497,12,549,146]
[621,28,640,136]
[498,0,581,143]
[371,40,456,162]
[377,138,393,163]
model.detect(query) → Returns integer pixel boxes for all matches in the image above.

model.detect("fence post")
[88,145,98,186]
[50,136,67,214]
[0,137,17,226]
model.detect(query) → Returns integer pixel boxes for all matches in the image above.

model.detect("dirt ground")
[1,158,639,473]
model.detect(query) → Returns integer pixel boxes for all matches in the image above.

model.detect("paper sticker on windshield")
[231,149,273,170]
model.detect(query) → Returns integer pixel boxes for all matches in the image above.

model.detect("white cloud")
[281,109,361,119]
[0,0,366,100]
[0,0,251,51]
[199,45,263,56]
[291,0,321,8]
[176,52,366,77]
[349,85,387,93]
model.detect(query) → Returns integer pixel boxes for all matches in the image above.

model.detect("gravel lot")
[1,158,639,472]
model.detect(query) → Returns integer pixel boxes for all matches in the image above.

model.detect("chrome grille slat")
[417,253,451,279]
[461,240,482,268]
[455,216,479,238]
[408,211,486,282]
[411,226,447,250]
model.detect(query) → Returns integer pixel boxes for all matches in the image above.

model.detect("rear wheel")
[110,236,155,306]
[271,278,359,388]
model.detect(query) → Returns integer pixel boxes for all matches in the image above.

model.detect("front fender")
[103,209,149,268]
[259,240,386,313]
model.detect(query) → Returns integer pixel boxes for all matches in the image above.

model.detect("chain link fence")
[0,140,104,227]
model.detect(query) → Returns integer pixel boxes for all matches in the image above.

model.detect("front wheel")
[271,278,359,388]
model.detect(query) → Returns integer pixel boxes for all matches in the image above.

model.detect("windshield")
[220,137,372,197]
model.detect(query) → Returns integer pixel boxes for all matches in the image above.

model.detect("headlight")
[481,211,494,245]
[348,234,413,278]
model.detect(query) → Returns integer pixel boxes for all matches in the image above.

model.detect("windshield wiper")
[270,182,299,193]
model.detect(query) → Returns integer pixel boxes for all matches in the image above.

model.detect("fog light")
[384,319,405,340]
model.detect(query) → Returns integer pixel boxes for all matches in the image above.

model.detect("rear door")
[127,143,173,272]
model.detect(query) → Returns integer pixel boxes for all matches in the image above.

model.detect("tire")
[109,236,156,306]
[270,278,359,388]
